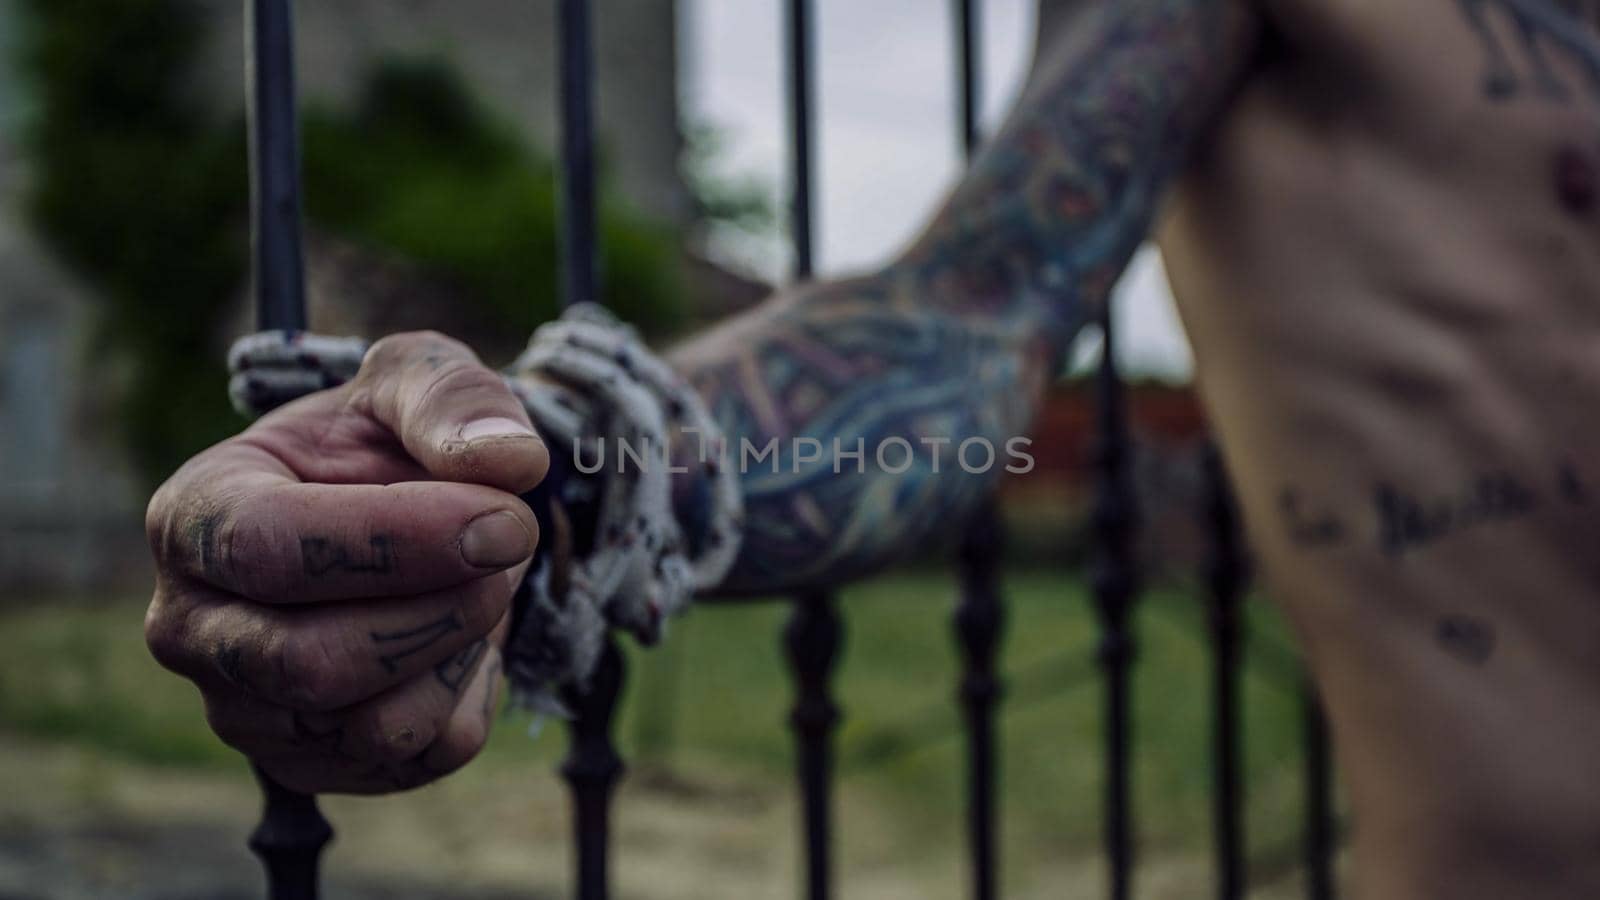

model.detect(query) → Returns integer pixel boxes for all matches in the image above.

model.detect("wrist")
[500,304,743,715]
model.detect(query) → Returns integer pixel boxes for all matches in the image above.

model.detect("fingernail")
[460,511,534,569]
[459,417,536,444]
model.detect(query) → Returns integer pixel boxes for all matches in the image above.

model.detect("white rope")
[228,331,368,417]
[504,304,743,714]
[227,314,744,719]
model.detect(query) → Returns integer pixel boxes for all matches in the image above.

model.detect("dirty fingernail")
[460,511,534,569]
[459,417,536,444]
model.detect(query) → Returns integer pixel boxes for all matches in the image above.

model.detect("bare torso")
[1162,1,1600,895]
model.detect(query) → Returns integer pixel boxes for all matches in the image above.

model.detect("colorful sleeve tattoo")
[671,0,1260,595]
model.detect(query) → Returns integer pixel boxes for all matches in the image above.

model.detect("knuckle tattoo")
[370,610,464,675]
[299,534,398,578]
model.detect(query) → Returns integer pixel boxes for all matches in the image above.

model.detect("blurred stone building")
[0,0,141,591]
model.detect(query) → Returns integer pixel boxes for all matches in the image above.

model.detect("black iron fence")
[239,1,1339,898]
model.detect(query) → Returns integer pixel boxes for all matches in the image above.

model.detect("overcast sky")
[681,0,1195,381]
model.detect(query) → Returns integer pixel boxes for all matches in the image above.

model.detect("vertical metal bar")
[955,0,981,157]
[559,0,599,310]
[1204,444,1246,900]
[562,639,628,900]
[244,4,330,897]
[786,0,816,279]
[248,765,333,900]
[1304,683,1336,900]
[1090,303,1140,900]
[786,589,843,900]
[554,4,624,900]
[782,4,838,898]
[954,503,1004,900]
[950,5,1003,900]
[248,0,308,333]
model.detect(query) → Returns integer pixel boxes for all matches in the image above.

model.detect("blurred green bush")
[300,60,686,340]
[21,0,687,490]
[23,0,246,490]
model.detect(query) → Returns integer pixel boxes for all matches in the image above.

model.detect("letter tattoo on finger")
[371,612,464,673]
[302,535,397,577]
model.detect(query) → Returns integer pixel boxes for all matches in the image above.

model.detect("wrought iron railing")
[238,1,1340,898]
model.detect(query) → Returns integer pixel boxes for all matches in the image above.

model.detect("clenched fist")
[144,332,549,794]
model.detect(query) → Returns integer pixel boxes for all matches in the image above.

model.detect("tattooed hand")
[143,331,548,794]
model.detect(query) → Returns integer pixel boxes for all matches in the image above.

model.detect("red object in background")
[1016,381,1208,490]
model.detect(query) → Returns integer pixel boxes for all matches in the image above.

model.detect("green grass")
[0,571,1315,868]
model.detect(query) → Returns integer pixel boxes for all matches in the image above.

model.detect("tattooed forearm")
[302,535,396,577]
[371,612,464,673]
[672,0,1256,595]
[904,0,1251,327]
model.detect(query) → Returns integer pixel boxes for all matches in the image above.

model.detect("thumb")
[353,331,550,493]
